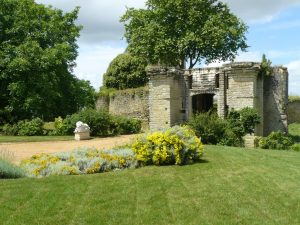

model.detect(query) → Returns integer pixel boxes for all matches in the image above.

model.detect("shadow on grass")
[197,158,209,164]
[290,134,300,144]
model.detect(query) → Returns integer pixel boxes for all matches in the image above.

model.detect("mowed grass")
[289,123,300,144]
[0,136,73,143]
[1,146,300,225]
[289,123,300,136]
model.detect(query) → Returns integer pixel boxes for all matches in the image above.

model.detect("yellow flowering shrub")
[132,126,204,166]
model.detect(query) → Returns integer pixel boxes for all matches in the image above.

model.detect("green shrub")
[2,118,45,136]
[188,108,260,147]
[58,109,115,136]
[188,112,227,145]
[58,113,81,135]
[2,123,18,136]
[21,148,137,177]
[132,126,204,166]
[239,107,261,134]
[219,128,244,147]
[77,109,120,136]
[258,131,294,150]
[227,107,260,135]
[17,118,44,136]
[57,109,141,136]
[291,144,300,152]
[0,159,25,179]
[116,116,142,134]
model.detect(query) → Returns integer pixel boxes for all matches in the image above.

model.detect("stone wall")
[288,100,300,124]
[190,67,221,91]
[223,63,264,135]
[95,96,109,111]
[96,87,149,126]
[263,67,288,135]
[148,67,185,131]
[100,62,289,136]
[224,63,260,110]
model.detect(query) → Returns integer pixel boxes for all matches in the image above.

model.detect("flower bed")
[21,148,137,178]
[20,126,204,178]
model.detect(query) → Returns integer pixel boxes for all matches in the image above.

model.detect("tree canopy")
[121,0,248,69]
[103,53,148,89]
[0,0,95,123]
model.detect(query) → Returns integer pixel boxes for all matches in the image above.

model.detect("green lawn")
[289,123,300,136]
[1,146,300,225]
[289,123,300,143]
[0,135,73,143]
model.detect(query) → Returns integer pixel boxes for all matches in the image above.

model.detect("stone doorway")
[192,94,215,114]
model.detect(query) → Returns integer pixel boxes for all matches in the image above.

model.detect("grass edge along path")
[0,136,74,143]
[1,145,300,225]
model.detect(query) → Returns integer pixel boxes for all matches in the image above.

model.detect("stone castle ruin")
[148,62,288,136]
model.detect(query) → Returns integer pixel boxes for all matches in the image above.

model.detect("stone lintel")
[223,62,261,70]
[146,66,183,76]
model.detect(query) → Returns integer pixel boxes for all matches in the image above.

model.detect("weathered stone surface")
[147,62,289,138]
[263,67,288,135]
[97,62,289,140]
[288,100,300,124]
[96,88,149,129]
[244,134,258,148]
[74,121,91,140]
[74,132,90,141]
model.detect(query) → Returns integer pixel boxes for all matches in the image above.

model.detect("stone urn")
[74,121,91,140]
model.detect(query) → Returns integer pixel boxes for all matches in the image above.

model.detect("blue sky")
[36,0,300,95]
[245,5,300,95]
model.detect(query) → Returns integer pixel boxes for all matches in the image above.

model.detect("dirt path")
[0,134,138,164]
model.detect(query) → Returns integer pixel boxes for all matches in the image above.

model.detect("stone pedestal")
[244,134,257,148]
[74,132,90,141]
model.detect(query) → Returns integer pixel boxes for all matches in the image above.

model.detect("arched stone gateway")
[147,62,288,136]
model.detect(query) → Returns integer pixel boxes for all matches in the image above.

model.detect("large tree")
[103,53,148,89]
[121,0,248,69]
[0,0,94,123]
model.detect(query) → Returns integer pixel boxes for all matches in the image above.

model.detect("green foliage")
[188,112,227,145]
[258,131,294,150]
[259,54,272,77]
[20,148,137,177]
[121,0,248,68]
[2,123,18,136]
[291,144,300,152]
[289,95,300,103]
[188,108,260,147]
[132,126,204,166]
[115,116,142,134]
[57,109,142,137]
[98,86,117,98]
[17,118,44,136]
[103,53,148,89]
[228,107,260,135]
[2,118,44,136]
[239,107,261,134]
[98,86,149,99]
[0,159,25,179]
[0,0,96,124]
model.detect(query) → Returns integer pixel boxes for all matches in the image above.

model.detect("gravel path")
[0,134,138,164]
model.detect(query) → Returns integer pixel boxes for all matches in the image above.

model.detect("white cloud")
[35,1,300,91]
[73,43,125,90]
[36,0,146,43]
[285,60,300,95]
[223,0,300,23]
[36,0,300,45]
